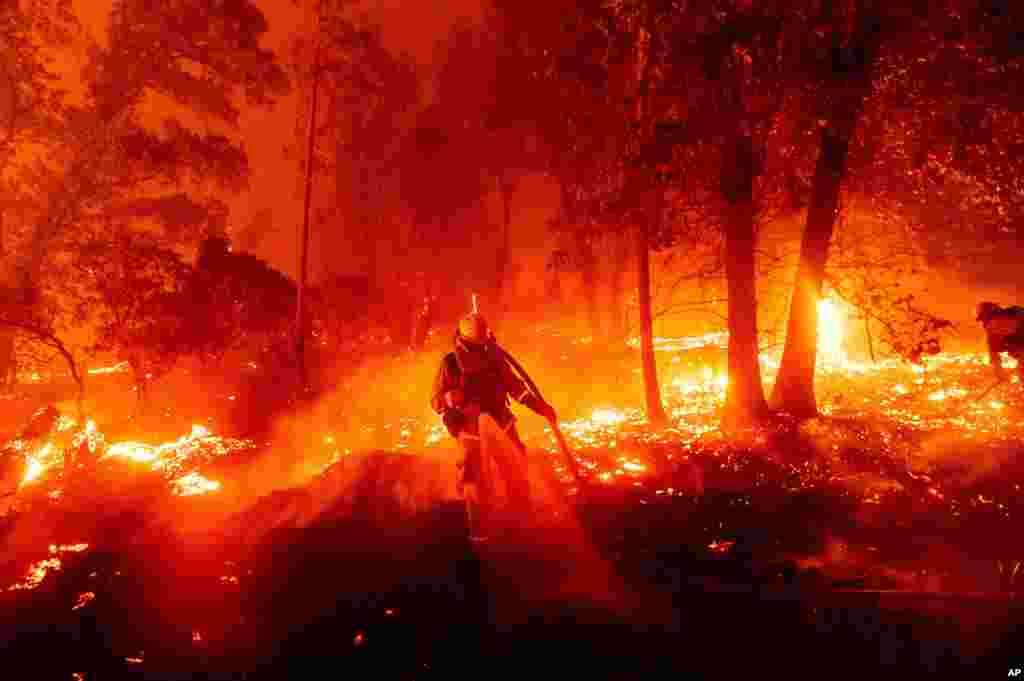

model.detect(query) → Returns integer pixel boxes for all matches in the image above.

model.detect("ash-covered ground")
[2,332,1024,679]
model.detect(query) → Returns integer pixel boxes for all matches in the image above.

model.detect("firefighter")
[976,301,1024,382]
[431,312,557,542]
[410,295,437,352]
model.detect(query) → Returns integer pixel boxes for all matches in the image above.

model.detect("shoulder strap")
[444,352,461,377]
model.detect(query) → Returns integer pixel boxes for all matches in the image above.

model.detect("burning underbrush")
[3,324,1024,674]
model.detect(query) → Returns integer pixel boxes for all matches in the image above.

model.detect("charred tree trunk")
[631,2,667,427]
[577,231,599,340]
[769,7,880,417]
[638,195,668,428]
[609,230,631,347]
[559,179,599,339]
[68,354,85,423]
[769,122,855,416]
[722,134,768,428]
[494,174,513,327]
[0,332,13,388]
[130,358,148,415]
[0,210,14,389]
[296,37,323,396]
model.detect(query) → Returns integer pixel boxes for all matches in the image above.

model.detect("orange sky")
[71,0,485,279]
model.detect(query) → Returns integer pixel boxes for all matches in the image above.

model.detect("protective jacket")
[430,340,544,430]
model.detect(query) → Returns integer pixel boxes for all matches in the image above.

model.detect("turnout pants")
[455,413,531,538]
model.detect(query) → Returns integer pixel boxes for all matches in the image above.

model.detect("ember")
[7,544,89,591]
[173,472,221,497]
[72,592,95,610]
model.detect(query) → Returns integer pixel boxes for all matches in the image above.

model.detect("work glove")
[523,393,557,422]
[442,409,465,437]
[443,389,465,409]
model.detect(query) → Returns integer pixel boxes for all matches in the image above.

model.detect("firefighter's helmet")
[457,312,490,345]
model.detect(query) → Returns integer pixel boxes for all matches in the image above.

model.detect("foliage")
[186,237,297,365]
[71,231,193,386]
[0,0,288,389]
[850,13,1024,286]
[828,205,956,364]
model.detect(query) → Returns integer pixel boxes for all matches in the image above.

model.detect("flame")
[73,591,96,610]
[97,424,240,497]
[8,558,62,591]
[817,299,846,367]
[87,361,130,375]
[172,472,221,497]
[103,441,158,463]
[72,420,104,454]
[590,408,627,427]
[14,422,244,499]
[20,442,57,487]
[7,543,89,591]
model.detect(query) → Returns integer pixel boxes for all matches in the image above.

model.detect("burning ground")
[3,323,1024,677]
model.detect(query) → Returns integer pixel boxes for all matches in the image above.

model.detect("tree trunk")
[722,134,768,428]
[608,230,631,347]
[638,195,668,428]
[559,179,599,339]
[296,38,322,396]
[0,332,13,388]
[576,232,599,341]
[0,209,10,388]
[494,174,513,329]
[131,359,148,415]
[769,123,854,416]
[769,6,879,417]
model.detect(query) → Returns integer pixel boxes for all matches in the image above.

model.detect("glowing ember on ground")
[71,420,104,454]
[172,472,221,497]
[21,456,47,486]
[87,361,130,375]
[590,408,628,427]
[7,558,62,591]
[628,332,728,353]
[103,441,158,463]
[72,592,96,610]
[7,544,89,591]
[8,422,251,501]
[52,543,89,553]
[96,424,251,496]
